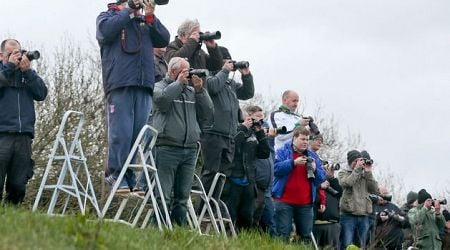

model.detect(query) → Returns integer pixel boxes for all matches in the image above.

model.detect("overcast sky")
[2,0,449,196]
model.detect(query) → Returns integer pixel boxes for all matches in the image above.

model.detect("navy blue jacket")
[96,6,170,95]
[0,62,48,137]
[272,141,326,203]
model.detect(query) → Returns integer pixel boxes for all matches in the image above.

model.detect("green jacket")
[338,166,378,216]
[408,204,446,250]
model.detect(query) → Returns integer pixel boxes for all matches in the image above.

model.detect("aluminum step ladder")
[32,111,100,216]
[100,125,172,231]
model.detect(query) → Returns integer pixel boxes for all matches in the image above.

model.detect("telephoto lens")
[21,50,40,61]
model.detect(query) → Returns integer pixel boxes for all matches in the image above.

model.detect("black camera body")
[380,209,404,222]
[276,126,287,134]
[231,60,249,70]
[369,193,392,202]
[251,119,264,127]
[306,156,315,179]
[302,116,320,135]
[363,158,374,165]
[20,50,40,61]
[188,68,209,78]
[199,31,221,41]
[128,0,169,9]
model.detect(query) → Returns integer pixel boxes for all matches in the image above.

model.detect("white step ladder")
[100,125,172,231]
[32,111,100,216]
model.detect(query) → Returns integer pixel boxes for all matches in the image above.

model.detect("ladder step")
[53,156,86,162]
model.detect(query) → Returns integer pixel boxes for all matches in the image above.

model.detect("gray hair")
[177,19,200,37]
[168,57,189,71]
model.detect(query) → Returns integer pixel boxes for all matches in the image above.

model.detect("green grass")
[0,207,311,250]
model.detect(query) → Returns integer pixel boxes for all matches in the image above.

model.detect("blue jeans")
[274,200,314,243]
[260,196,277,236]
[340,214,370,249]
[106,87,152,188]
[155,146,197,226]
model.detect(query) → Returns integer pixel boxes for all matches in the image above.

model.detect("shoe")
[105,175,130,195]
[116,186,131,195]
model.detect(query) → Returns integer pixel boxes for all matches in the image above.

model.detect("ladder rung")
[53,156,86,162]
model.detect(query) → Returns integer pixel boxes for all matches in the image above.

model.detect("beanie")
[406,191,418,205]
[310,133,324,141]
[347,150,361,165]
[361,150,371,160]
[218,46,232,60]
[417,189,432,204]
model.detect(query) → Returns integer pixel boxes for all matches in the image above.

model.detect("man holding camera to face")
[199,46,254,195]
[0,39,47,204]
[222,106,270,230]
[408,189,446,250]
[338,149,378,249]
[96,0,170,193]
[151,57,213,226]
[165,19,223,71]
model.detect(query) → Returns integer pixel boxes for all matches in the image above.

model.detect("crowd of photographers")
[1,0,449,249]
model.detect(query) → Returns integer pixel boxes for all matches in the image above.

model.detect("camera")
[362,158,373,165]
[231,60,250,70]
[306,156,315,179]
[432,198,447,205]
[323,161,340,171]
[276,126,288,134]
[302,116,320,135]
[20,50,40,61]
[128,0,168,9]
[199,31,221,41]
[252,119,264,127]
[325,186,339,195]
[369,193,392,202]
[188,68,209,78]
[379,209,405,222]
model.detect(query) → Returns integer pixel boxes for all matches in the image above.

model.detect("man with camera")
[269,90,311,151]
[338,150,378,249]
[151,57,213,225]
[400,191,418,248]
[272,127,326,243]
[165,19,223,71]
[96,0,170,193]
[371,186,409,250]
[199,46,254,195]
[313,163,343,248]
[0,39,47,204]
[408,189,446,249]
[222,106,270,230]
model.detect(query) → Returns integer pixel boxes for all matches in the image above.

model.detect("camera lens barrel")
[199,31,221,41]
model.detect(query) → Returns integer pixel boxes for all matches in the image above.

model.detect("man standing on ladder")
[96,0,170,193]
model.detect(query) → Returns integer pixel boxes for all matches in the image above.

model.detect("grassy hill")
[0,206,311,250]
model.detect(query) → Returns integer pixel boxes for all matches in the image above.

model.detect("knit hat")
[116,0,127,3]
[347,150,361,165]
[219,46,232,60]
[361,150,371,160]
[406,191,418,205]
[417,189,432,204]
[310,133,323,141]
[443,210,450,222]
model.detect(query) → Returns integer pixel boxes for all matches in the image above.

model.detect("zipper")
[181,90,188,146]
[18,91,22,133]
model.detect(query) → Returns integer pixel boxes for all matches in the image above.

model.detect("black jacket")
[0,62,47,137]
[231,125,270,183]
[164,37,223,71]
[203,69,254,138]
[315,177,343,222]
[374,202,410,248]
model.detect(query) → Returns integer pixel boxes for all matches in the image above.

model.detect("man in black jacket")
[200,46,254,195]
[313,159,343,248]
[373,186,409,250]
[164,19,222,71]
[0,39,48,204]
[222,108,270,230]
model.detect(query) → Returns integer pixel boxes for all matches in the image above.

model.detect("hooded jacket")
[0,62,47,137]
[152,77,214,148]
[96,5,170,95]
